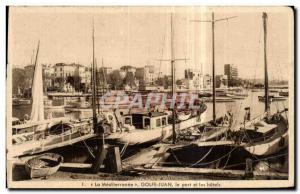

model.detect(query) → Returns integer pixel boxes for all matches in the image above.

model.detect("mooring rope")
[189,146,214,167]
[120,143,128,157]
[82,140,95,158]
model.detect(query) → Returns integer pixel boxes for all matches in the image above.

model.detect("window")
[12,128,17,135]
[156,118,161,127]
[162,117,166,126]
[125,117,131,125]
[144,118,150,129]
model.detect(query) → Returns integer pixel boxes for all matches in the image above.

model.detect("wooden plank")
[12,161,97,169]
[60,163,93,168]
[106,146,122,173]
[144,145,170,169]
[10,133,99,158]
[132,166,288,179]
[192,140,236,147]
[91,145,107,173]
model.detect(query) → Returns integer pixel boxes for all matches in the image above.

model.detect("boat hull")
[25,153,63,179]
[245,132,288,156]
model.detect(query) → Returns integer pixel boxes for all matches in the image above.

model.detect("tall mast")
[212,12,216,122]
[92,20,97,129]
[30,41,40,89]
[171,12,176,144]
[263,12,269,112]
[101,58,107,93]
[95,59,100,114]
[190,12,237,123]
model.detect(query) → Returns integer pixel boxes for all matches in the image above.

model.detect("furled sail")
[30,42,44,121]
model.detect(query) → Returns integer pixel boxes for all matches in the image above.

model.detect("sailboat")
[235,12,289,156]
[189,12,236,142]
[9,42,97,158]
[258,95,287,102]
[147,12,289,171]
[96,13,208,147]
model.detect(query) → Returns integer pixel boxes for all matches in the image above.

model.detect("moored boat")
[12,98,31,106]
[279,91,289,97]
[258,95,286,102]
[25,153,63,179]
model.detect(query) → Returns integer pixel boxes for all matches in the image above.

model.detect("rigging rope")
[82,139,95,158]
[224,152,288,169]
[250,24,263,104]
[189,146,214,167]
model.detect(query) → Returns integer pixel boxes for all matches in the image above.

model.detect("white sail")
[30,43,44,122]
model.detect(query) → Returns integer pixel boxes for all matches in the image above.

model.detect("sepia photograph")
[6,6,294,189]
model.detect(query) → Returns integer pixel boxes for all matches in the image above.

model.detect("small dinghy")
[177,111,192,121]
[25,153,63,179]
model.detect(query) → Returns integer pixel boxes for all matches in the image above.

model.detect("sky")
[8,6,293,79]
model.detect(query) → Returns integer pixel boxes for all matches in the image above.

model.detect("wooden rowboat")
[25,153,63,179]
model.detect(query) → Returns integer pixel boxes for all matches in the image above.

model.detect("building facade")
[203,74,212,89]
[144,65,155,85]
[184,68,204,90]
[54,63,77,78]
[216,75,228,88]
[224,64,238,82]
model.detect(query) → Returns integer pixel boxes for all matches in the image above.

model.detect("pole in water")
[244,158,254,179]
[106,146,122,173]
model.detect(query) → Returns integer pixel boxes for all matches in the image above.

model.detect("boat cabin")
[243,121,279,143]
[123,112,169,130]
[12,117,21,126]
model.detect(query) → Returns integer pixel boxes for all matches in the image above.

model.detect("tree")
[156,75,171,89]
[108,70,123,90]
[66,76,82,91]
[12,68,26,96]
[176,79,183,86]
[123,72,136,87]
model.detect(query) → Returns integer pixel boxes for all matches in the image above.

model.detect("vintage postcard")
[6,6,294,189]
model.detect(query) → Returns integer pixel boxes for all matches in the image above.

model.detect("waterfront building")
[184,68,204,90]
[216,75,228,88]
[203,74,212,89]
[144,65,155,85]
[224,64,238,86]
[42,64,55,88]
[135,65,156,86]
[54,63,77,78]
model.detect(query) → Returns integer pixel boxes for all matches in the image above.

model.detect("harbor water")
[12,90,289,125]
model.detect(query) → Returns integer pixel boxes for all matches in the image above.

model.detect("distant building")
[99,67,113,76]
[203,74,212,89]
[43,64,55,76]
[224,64,238,85]
[80,67,91,92]
[53,63,90,91]
[216,75,228,88]
[184,68,204,90]
[54,63,81,78]
[23,64,35,90]
[42,64,55,88]
[120,65,136,74]
[24,64,54,89]
[135,65,156,86]
[144,65,155,85]
[74,64,86,77]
